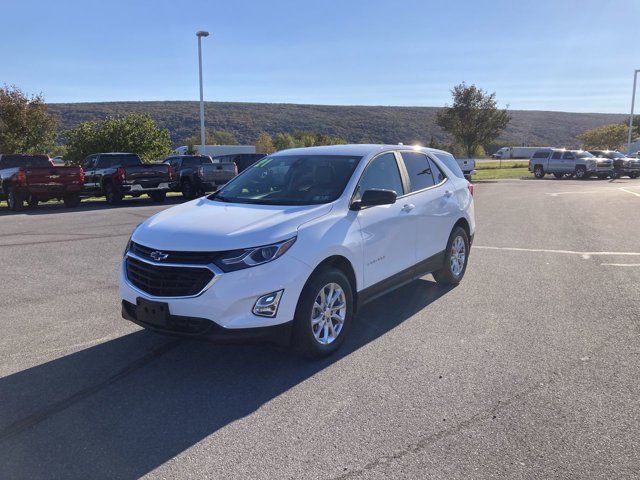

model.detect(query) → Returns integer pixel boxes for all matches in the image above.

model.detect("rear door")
[399,151,456,266]
[562,151,576,172]
[355,152,416,289]
[82,156,98,193]
[549,151,563,172]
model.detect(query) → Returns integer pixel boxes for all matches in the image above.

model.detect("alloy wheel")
[311,282,346,345]
[450,235,466,277]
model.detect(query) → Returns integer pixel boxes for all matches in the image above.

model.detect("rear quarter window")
[433,152,464,178]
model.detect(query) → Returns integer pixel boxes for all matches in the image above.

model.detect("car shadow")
[0,196,187,217]
[0,278,453,479]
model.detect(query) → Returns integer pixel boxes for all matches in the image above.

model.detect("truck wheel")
[433,226,470,286]
[181,180,196,199]
[575,166,587,179]
[7,187,24,211]
[533,166,545,179]
[553,173,564,179]
[63,193,81,208]
[292,267,354,358]
[629,173,638,179]
[149,191,166,203]
[27,195,39,208]
[104,183,123,205]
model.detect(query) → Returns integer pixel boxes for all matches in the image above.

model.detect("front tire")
[629,172,639,179]
[575,166,587,179]
[292,268,354,358]
[433,226,470,286]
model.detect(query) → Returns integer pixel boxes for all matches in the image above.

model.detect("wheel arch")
[310,255,358,312]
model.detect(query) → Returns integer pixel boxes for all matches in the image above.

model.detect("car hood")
[132,197,333,251]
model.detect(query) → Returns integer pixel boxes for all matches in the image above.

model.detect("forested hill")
[48,101,628,149]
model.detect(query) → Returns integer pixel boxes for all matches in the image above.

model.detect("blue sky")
[2,0,638,112]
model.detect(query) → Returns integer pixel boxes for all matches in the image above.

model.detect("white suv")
[120,145,475,357]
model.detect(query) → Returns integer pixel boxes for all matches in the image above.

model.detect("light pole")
[627,69,640,153]
[196,31,210,153]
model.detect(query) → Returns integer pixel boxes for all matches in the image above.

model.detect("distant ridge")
[48,101,628,149]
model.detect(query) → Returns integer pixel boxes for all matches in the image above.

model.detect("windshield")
[576,152,595,159]
[608,151,625,158]
[209,154,362,205]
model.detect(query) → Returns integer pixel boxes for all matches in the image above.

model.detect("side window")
[551,152,562,160]
[428,158,446,184]
[97,156,111,168]
[562,152,575,160]
[533,151,550,159]
[433,152,464,178]
[400,151,436,192]
[82,157,95,170]
[357,153,404,198]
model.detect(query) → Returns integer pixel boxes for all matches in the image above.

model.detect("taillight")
[79,167,85,183]
[168,165,175,181]
[16,170,27,186]
[116,167,126,183]
[468,183,474,196]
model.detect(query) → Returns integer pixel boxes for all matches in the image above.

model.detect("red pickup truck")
[0,154,85,211]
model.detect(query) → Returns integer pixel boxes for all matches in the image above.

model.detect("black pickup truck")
[81,153,173,204]
[163,154,237,199]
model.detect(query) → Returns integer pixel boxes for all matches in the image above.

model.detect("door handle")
[444,190,453,198]
[401,203,415,212]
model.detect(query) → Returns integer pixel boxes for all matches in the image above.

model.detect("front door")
[355,152,416,289]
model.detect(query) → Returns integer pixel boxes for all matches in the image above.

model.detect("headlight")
[215,237,296,272]
[123,223,142,258]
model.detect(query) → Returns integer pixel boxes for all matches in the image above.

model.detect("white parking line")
[475,246,640,258]
[619,187,640,197]
[600,263,640,267]
[546,190,606,197]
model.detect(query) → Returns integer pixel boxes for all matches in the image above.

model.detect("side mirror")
[351,189,397,210]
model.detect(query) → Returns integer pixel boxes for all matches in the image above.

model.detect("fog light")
[253,290,283,317]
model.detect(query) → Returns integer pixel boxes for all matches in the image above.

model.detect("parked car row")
[0,152,267,211]
[528,148,640,179]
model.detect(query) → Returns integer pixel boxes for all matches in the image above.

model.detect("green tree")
[273,133,297,151]
[184,129,238,146]
[0,85,57,154]
[577,123,636,150]
[64,113,172,165]
[255,132,275,153]
[435,83,510,158]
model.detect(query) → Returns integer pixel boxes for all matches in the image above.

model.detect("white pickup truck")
[529,149,614,179]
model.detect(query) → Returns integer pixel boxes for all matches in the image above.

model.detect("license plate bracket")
[136,298,170,327]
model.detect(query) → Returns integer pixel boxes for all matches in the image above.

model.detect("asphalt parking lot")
[1,178,639,479]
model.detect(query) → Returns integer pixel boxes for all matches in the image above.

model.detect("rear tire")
[149,191,167,203]
[292,268,354,358]
[104,183,123,205]
[629,172,639,179]
[63,192,81,208]
[433,226,470,286]
[181,180,196,199]
[575,166,587,179]
[533,166,545,179]
[7,187,24,211]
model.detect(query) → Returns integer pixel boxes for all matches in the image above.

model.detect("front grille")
[126,256,214,297]
[130,241,218,265]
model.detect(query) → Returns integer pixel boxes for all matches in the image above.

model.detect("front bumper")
[119,251,313,331]
[121,300,292,345]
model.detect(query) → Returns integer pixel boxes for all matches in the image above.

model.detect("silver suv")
[529,149,614,179]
